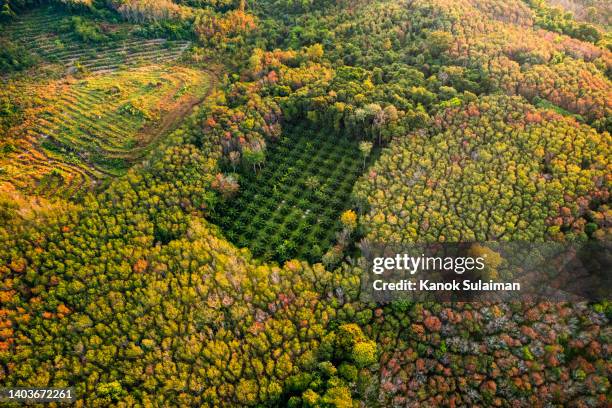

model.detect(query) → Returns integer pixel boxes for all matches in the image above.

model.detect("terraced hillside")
[0,7,212,198]
[3,6,190,74]
[3,66,210,196]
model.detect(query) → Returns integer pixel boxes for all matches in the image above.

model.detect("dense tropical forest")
[0,0,610,406]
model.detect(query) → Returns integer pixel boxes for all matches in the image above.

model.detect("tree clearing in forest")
[211,129,378,264]
[1,66,212,197]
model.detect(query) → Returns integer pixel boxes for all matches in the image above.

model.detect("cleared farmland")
[3,66,211,196]
[0,7,213,198]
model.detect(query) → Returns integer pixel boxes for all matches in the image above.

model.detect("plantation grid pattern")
[212,130,375,263]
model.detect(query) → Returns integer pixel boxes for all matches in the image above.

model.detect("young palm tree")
[359,141,373,170]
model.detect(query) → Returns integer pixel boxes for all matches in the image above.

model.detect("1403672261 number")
[0,388,75,402]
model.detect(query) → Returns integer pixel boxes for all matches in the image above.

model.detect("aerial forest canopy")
[0,0,610,406]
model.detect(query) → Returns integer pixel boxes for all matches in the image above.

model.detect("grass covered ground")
[2,65,211,196]
[212,129,378,263]
[38,66,210,171]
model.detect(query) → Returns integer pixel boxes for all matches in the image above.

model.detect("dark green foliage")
[0,0,38,21]
[211,128,375,263]
[0,38,37,72]
[61,15,109,42]
[132,18,195,40]
[173,0,233,12]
